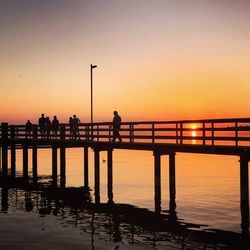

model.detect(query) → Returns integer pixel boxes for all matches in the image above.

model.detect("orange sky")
[1,0,250,124]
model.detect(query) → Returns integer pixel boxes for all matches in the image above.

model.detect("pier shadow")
[0,177,249,249]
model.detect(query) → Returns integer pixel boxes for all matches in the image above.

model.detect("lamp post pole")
[90,64,97,139]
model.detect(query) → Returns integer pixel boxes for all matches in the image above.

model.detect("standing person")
[112,111,122,142]
[52,115,60,139]
[25,120,33,138]
[69,117,73,139]
[38,114,46,138]
[72,115,81,140]
[46,116,52,139]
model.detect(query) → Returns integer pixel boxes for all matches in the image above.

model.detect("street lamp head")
[91,64,97,69]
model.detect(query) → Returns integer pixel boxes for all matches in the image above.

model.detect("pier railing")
[1,118,250,147]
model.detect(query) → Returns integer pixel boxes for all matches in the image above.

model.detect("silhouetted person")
[38,114,46,138]
[69,117,73,139]
[46,116,51,139]
[52,115,60,139]
[25,120,33,138]
[72,114,81,140]
[112,111,122,142]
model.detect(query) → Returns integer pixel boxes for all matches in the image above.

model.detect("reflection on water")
[5,149,247,230]
[0,178,249,249]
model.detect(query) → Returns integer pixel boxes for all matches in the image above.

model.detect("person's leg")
[118,131,122,142]
[112,129,117,142]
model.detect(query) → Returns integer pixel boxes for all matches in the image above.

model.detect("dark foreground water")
[0,177,249,250]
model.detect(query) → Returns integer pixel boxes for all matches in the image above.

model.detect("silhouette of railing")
[1,118,250,147]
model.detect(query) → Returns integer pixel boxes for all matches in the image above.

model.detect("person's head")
[27,120,30,122]
[54,115,57,119]
[73,114,76,118]
[41,114,44,117]
[114,111,118,116]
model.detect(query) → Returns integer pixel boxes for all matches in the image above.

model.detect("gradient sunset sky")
[1,0,250,124]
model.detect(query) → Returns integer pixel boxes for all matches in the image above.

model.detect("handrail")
[1,118,250,148]
[5,117,250,127]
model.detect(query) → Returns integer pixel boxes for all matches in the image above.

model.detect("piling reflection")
[0,177,249,249]
[1,187,8,212]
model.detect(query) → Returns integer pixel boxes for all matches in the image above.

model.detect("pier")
[0,117,250,235]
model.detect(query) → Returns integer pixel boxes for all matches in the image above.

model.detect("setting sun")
[191,130,197,137]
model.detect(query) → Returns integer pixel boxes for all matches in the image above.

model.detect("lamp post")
[90,64,97,124]
[90,64,97,140]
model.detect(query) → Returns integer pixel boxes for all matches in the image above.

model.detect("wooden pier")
[0,118,250,235]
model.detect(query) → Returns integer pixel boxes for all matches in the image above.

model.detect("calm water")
[1,149,249,249]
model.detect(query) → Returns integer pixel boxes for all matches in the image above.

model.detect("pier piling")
[60,147,66,188]
[11,144,16,177]
[94,148,100,203]
[84,146,89,187]
[10,125,16,177]
[239,154,249,236]
[32,146,37,182]
[23,145,28,179]
[154,151,161,213]
[52,147,57,185]
[169,153,176,211]
[107,149,113,202]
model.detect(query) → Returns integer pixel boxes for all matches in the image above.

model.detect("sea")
[0,148,249,249]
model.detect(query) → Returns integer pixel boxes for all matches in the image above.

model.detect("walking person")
[38,114,46,139]
[52,115,60,139]
[112,111,122,142]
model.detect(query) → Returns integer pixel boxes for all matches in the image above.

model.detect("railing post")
[176,123,178,144]
[211,122,214,146]
[60,124,65,140]
[92,125,95,141]
[235,122,238,146]
[109,124,112,142]
[97,125,99,142]
[130,124,134,143]
[202,122,206,145]
[85,125,89,141]
[10,125,15,139]
[180,122,183,144]
[33,125,38,139]
[152,123,155,144]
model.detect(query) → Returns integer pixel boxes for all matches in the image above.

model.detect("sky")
[0,0,250,124]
